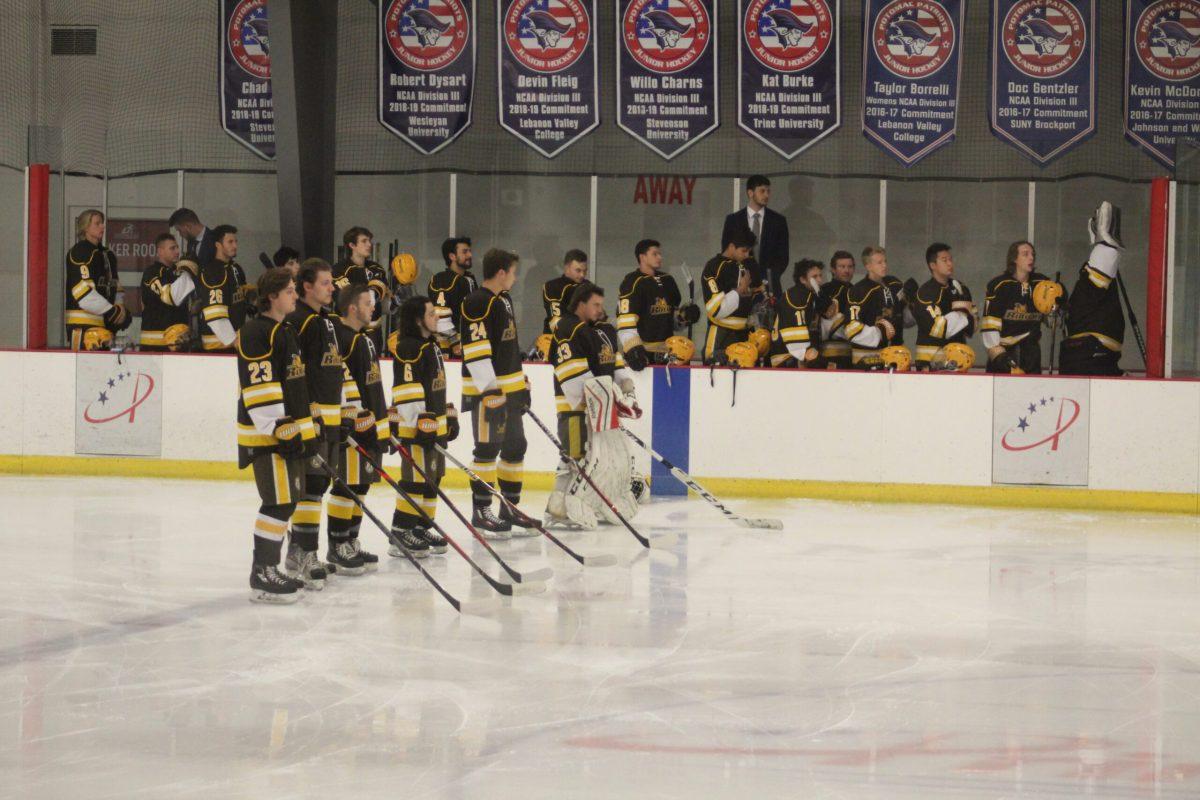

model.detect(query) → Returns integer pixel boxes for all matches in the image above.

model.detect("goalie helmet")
[879,345,912,372]
[749,328,771,358]
[390,252,418,286]
[724,341,758,369]
[1031,280,1063,314]
[665,335,694,364]
[82,327,113,351]
[942,342,975,372]
[535,333,552,362]
[163,323,190,352]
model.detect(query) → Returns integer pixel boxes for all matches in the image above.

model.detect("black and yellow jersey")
[459,287,527,404]
[701,255,755,331]
[138,262,191,348]
[912,276,975,365]
[224,260,250,330]
[236,315,317,468]
[817,278,853,357]
[1066,261,1124,352]
[333,258,388,341]
[65,240,119,330]
[542,275,581,335]
[769,283,818,366]
[981,272,1053,347]
[390,335,449,439]
[428,267,477,345]
[550,313,626,413]
[617,269,681,351]
[285,304,344,438]
[844,275,906,359]
[335,319,391,442]
[195,262,237,351]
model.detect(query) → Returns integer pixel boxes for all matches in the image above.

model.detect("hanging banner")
[738,0,840,159]
[1125,0,1200,169]
[498,0,599,157]
[861,0,964,166]
[990,0,1095,165]
[616,0,719,160]
[220,0,275,160]
[379,0,477,155]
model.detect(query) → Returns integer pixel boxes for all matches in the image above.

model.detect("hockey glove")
[341,407,377,444]
[616,378,642,419]
[273,416,305,459]
[625,344,649,372]
[414,413,440,448]
[104,303,132,332]
[446,404,460,443]
[310,403,326,441]
[674,302,701,330]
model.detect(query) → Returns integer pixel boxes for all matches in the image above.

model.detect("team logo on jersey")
[623,0,711,74]
[871,0,955,80]
[385,0,471,72]
[743,0,833,73]
[1135,0,1200,82]
[505,0,591,73]
[227,0,271,80]
[1002,0,1086,79]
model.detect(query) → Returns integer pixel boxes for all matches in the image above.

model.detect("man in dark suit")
[721,175,789,298]
[169,207,217,267]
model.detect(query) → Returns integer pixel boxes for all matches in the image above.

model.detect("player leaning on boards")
[617,239,690,370]
[65,209,130,351]
[139,233,195,352]
[236,268,318,604]
[547,282,642,529]
[387,294,459,558]
[460,248,540,536]
[701,228,758,364]
[333,226,390,353]
[981,241,1065,374]
[1060,202,1127,377]
[844,245,909,370]
[428,236,476,356]
[911,242,977,371]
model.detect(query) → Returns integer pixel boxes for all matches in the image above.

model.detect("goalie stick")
[620,428,783,530]
[436,444,617,567]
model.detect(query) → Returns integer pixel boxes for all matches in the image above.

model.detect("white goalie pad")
[568,377,639,524]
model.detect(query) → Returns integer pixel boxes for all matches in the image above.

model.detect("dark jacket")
[721,206,789,297]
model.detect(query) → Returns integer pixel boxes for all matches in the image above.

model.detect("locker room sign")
[617,0,720,160]
[75,354,163,458]
[220,0,275,160]
[498,0,599,157]
[1124,0,1200,169]
[989,0,1095,164]
[861,0,964,166]
[738,0,841,159]
[379,0,477,154]
[991,377,1089,486]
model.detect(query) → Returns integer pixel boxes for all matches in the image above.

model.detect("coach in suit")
[169,207,217,267]
[721,175,789,298]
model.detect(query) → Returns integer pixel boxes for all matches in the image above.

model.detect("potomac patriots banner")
[498,0,599,157]
[616,0,719,160]
[379,0,477,155]
[861,0,965,166]
[1125,0,1200,169]
[738,0,841,159]
[990,0,1095,165]
[220,0,275,160]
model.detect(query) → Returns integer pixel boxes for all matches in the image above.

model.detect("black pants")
[987,337,1043,374]
[469,394,528,505]
[1059,336,1122,376]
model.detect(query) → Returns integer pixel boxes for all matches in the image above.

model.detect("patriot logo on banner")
[220,0,275,160]
[861,0,964,166]
[990,0,1095,165]
[738,0,840,159]
[499,0,599,157]
[379,0,477,155]
[616,0,719,159]
[1125,0,1200,169]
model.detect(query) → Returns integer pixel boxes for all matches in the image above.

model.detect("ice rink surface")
[1,475,1199,799]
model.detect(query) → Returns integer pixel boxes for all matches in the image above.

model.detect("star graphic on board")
[97,391,109,405]
[1028,402,1037,414]
[1017,416,1029,431]
[1049,396,1055,401]
[1040,398,1048,406]
[107,378,115,388]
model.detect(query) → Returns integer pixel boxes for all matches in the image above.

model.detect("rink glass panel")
[1173,141,1200,378]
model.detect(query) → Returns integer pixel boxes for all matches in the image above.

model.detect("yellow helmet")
[387,330,399,357]
[1032,280,1063,314]
[82,327,113,351]
[666,335,695,364]
[942,342,975,372]
[724,341,758,369]
[163,323,190,352]
[879,345,912,372]
[535,333,553,361]
[390,252,418,286]
[749,328,771,357]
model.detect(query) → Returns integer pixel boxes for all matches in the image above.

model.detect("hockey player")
[912,243,976,370]
[65,209,129,350]
[769,259,824,368]
[214,225,251,330]
[273,246,301,273]
[541,249,589,335]
[138,233,195,351]
[283,258,350,586]
[844,246,906,368]
[388,294,460,557]
[817,250,856,367]
[428,236,476,355]
[333,226,389,352]
[1060,202,1125,376]
[547,282,641,528]
[194,225,243,353]
[328,284,391,574]
[981,241,1062,374]
[460,248,539,537]
[617,240,689,369]
[701,230,758,363]
[236,267,317,603]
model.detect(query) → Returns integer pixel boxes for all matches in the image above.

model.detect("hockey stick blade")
[735,518,784,530]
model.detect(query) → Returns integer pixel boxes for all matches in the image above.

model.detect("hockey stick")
[353,437,551,589]
[1047,270,1062,375]
[258,252,273,271]
[682,264,696,342]
[313,455,485,612]
[525,409,675,550]
[435,444,617,567]
[620,428,783,530]
[1116,271,1148,366]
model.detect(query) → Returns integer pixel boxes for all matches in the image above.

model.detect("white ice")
[1,475,1199,799]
